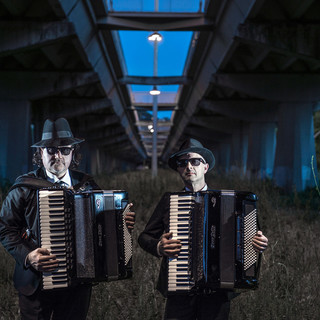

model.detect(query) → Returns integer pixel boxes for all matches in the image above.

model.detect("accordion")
[37,189,133,290]
[168,190,260,294]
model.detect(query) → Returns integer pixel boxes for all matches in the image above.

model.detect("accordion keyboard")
[122,204,133,266]
[243,208,258,271]
[38,189,69,290]
[168,194,195,293]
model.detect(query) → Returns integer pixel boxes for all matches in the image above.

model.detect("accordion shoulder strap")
[9,176,55,192]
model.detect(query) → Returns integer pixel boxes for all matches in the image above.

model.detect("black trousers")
[18,284,92,320]
[164,293,230,320]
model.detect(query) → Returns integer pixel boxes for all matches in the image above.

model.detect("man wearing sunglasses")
[138,138,268,320]
[0,118,135,320]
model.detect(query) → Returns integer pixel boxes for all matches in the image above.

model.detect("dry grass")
[1,169,319,319]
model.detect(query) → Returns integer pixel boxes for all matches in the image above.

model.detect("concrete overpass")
[0,0,319,191]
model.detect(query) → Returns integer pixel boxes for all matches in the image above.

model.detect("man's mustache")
[51,159,64,165]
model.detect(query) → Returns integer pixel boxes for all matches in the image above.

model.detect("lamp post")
[148,31,162,178]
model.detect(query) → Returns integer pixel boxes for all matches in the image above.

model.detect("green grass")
[1,169,319,319]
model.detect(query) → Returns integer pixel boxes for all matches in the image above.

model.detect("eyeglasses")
[46,147,73,156]
[176,158,206,168]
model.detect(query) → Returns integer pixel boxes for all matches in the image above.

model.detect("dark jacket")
[0,167,100,296]
[138,192,171,296]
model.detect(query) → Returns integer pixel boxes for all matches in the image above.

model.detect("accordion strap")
[9,176,55,192]
[9,174,98,193]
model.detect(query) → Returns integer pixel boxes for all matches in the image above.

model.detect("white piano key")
[39,190,70,290]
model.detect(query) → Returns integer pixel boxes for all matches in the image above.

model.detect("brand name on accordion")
[98,223,103,247]
[210,225,216,249]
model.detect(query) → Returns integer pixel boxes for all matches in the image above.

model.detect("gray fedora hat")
[168,138,215,171]
[31,118,84,147]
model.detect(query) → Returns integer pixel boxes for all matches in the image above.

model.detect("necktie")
[57,180,68,188]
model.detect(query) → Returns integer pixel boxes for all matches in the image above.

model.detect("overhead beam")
[246,47,270,70]
[139,129,170,134]
[102,140,132,153]
[0,21,76,57]
[199,99,278,122]
[189,116,241,134]
[89,0,108,18]
[97,134,128,147]
[136,121,172,127]
[84,114,120,131]
[119,76,191,86]
[0,0,32,16]
[236,22,320,60]
[38,98,113,118]
[141,137,168,142]
[184,126,231,143]
[140,133,169,138]
[85,126,124,141]
[129,104,177,111]
[211,73,320,101]
[287,0,315,19]
[0,71,99,99]
[97,12,214,31]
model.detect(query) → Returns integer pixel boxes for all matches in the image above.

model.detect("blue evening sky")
[109,0,203,118]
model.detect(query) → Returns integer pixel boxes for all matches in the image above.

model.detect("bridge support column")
[230,125,248,176]
[0,100,31,183]
[247,122,277,179]
[216,142,231,174]
[274,103,317,191]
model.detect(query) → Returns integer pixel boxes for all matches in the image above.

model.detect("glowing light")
[148,32,162,42]
[149,88,161,95]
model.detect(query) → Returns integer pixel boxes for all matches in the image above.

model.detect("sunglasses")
[46,147,73,156]
[176,158,206,168]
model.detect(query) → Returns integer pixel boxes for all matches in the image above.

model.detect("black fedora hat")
[168,138,215,171]
[31,118,84,148]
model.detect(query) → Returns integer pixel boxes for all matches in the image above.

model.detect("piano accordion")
[37,189,132,290]
[168,190,260,294]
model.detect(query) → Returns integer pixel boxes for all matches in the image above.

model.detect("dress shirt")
[46,169,72,187]
[185,184,208,192]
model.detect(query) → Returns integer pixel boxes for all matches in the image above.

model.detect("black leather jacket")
[0,167,100,296]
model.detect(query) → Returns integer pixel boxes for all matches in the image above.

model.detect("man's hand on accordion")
[252,231,268,253]
[125,203,135,231]
[26,248,59,273]
[158,232,181,258]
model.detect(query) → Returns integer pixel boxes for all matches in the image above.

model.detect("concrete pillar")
[89,148,101,176]
[217,142,231,174]
[230,124,248,176]
[247,122,277,179]
[0,100,31,183]
[274,103,317,191]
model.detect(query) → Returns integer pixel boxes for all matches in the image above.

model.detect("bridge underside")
[0,0,319,191]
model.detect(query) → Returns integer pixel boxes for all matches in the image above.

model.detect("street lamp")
[148,32,162,42]
[148,31,162,178]
[149,86,161,95]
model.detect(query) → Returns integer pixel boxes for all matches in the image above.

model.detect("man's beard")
[50,159,65,173]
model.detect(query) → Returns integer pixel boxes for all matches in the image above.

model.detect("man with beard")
[0,118,135,320]
[138,138,268,320]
